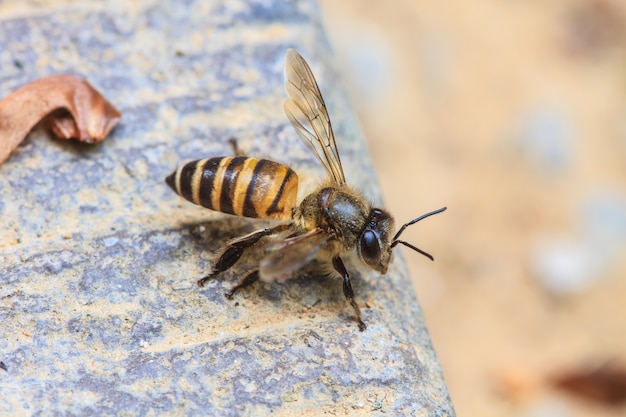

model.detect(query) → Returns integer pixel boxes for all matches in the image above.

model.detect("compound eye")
[360,230,382,266]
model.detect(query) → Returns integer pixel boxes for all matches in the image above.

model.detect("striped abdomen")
[165,156,298,220]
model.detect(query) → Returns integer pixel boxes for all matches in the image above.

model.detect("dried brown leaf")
[0,74,121,163]
[565,0,626,56]
[551,363,626,406]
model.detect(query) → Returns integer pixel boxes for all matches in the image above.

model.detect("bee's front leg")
[332,256,366,331]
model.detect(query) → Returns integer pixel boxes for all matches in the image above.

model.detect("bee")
[165,49,446,331]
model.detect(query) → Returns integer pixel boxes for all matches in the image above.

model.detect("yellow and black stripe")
[165,156,299,220]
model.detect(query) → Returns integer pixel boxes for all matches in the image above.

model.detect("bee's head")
[358,208,395,274]
[359,207,447,274]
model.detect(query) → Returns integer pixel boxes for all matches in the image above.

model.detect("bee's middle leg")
[225,269,260,299]
[332,256,367,332]
[197,223,290,287]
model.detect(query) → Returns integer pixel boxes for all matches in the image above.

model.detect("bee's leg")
[332,256,367,332]
[197,223,290,287]
[228,137,245,157]
[225,269,259,299]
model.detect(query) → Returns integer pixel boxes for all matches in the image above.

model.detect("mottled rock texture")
[0,1,455,415]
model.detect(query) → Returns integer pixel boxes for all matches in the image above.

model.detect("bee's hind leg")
[228,137,246,157]
[197,223,291,287]
[225,269,260,299]
[332,257,367,332]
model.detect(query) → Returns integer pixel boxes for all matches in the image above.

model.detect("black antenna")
[390,207,447,261]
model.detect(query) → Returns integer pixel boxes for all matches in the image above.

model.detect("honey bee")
[165,49,446,331]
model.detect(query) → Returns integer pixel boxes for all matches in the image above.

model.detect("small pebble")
[532,238,602,295]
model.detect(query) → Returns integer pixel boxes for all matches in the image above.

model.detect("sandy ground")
[319,1,626,416]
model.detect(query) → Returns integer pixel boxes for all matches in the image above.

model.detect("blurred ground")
[319,1,626,416]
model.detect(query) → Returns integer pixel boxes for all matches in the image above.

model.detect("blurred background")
[318,1,626,416]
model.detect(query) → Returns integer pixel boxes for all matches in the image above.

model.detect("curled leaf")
[0,74,121,164]
[551,363,626,406]
[565,0,626,56]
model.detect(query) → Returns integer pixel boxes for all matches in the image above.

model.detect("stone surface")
[0,1,455,416]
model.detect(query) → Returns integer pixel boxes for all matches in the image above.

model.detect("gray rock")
[0,1,454,415]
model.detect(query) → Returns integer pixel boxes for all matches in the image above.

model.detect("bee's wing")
[284,49,346,186]
[259,227,331,282]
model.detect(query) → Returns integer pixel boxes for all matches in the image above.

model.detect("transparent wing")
[284,49,346,185]
[259,227,331,282]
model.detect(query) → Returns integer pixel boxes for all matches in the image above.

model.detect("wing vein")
[284,49,346,185]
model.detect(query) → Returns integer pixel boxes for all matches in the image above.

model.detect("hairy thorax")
[293,181,370,253]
